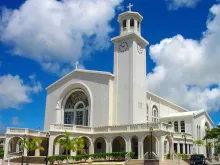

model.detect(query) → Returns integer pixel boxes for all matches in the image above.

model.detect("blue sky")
[0,0,220,132]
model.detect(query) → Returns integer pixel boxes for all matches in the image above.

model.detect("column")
[187,144,189,155]
[159,136,165,161]
[89,142,94,154]
[23,148,28,156]
[55,143,60,155]
[177,142,180,153]
[3,137,9,160]
[48,137,54,156]
[126,138,131,152]
[35,142,40,156]
[70,151,76,156]
[126,19,130,32]
[138,138,143,159]
[183,143,185,154]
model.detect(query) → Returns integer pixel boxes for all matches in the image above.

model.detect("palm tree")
[206,142,213,158]
[20,138,44,165]
[193,140,204,154]
[55,131,84,165]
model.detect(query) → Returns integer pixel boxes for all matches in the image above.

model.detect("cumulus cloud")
[165,0,200,10]
[147,4,220,111]
[0,0,123,75]
[0,74,42,109]
[11,116,23,126]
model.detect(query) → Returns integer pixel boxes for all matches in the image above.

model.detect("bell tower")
[111,4,149,125]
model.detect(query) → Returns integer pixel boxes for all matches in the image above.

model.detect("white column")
[55,143,60,155]
[89,142,94,154]
[126,19,130,32]
[3,137,10,160]
[183,143,185,154]
[23,148,28,156]
[177,142,180,153]
[159,136,164,161]
[35,142,40,156]
[70,150,76,156]
[126,138,131,152]
[48,137,55,156]
[138,138,143,159]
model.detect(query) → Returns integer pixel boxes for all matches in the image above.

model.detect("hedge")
[0,148,3,158]
[48,152,135,165]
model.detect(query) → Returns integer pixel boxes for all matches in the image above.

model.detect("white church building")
[4,5,214,161]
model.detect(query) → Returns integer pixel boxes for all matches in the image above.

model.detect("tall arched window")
[174,121,178,132]
[64,90,89,126]
[152,105,159,122]
[181,121,185,132]
[130,19,134,28]
[123,20,126,30]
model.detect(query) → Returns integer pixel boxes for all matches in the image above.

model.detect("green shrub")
[48,152,135,164]
[0,148,4,158]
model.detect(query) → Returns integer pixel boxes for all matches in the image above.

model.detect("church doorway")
[131,136,138,159]
[53,135,70,155]
[143,135,157,158]
[94,137,106,153]
[112,136,126,152]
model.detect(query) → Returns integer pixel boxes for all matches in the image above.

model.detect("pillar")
[23,148,28,156]
[138,138,143,159]
[89,141,94,154]
[126,19,130,32]
[183,143,185,154]
[159,136,165,161]
[70,151,76,156]
[48,136,54,156]
[3,137,10,160]
[177,142,180,153]
[126,138,131,152]
[35,142,40,156]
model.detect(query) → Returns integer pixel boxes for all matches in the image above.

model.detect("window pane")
[64,112,74,124]
[76,111,83,125]
[85,110,88,126]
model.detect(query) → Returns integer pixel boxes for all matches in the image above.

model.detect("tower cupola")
[118,3,143,36]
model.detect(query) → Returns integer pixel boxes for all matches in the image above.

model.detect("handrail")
[152,152,159,160]
[144,152,148,160]
[125,152,131,162]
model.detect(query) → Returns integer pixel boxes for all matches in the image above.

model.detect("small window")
[130,19,134,27]
[181,121,185,132]
[123,20,126,28]
[174,121,178,132]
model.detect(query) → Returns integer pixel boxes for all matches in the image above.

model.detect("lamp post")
[21,135,26,165]
[46,132,50,165]
[182,133,187,154]
[149,127,153,159]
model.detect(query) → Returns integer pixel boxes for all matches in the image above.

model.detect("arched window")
[174,121,178,132]
[152,105,159,122]
[64,90,89,126]
[181,121,185,132]
[130,19,134,28]
[123,20,126,30]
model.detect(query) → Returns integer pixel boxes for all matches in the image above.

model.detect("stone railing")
[173,132,193,140]
[6,128,47,137]
[50,122,173,134]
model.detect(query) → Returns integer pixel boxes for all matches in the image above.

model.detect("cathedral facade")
[4,7,214,161]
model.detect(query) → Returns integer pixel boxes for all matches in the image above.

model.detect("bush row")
[164,153,191,159]
[48,152,135,165]
[0,148,4,158]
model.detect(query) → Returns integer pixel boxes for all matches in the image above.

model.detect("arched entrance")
[8,137,22,155]
[131,136,138,159]
[53,135,70,155]
[143,135,157,158]
[79,137,91,155]
[112,136,126,152]
[94,137,106,153]
[164,135,173,159]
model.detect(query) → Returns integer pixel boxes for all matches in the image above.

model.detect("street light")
[46,132,50,165]
[21,135,26,165]
[149,126,153,159]
[182,133,187,154]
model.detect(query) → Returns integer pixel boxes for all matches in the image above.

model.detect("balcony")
[49,122,173,134]
[6,128,47,137]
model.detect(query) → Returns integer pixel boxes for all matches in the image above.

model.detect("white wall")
[44,71,112,131]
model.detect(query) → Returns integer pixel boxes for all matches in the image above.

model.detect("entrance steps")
[160,159,189,165]
[126,159,144,165]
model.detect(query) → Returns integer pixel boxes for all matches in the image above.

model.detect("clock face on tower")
[118,41,129,53]
[137,42,143,54]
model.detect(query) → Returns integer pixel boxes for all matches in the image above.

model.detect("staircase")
[160,159,189,165]
[126,159,144,165]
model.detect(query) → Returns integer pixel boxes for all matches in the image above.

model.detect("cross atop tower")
[74,61,79,70]
[127,3,133,11]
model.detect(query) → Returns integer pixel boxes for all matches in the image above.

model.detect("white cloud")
[0,0,123,75]
[11,116,23,126]
[147,4,220,112]
[165,0,200,10]
[0,74,42,109]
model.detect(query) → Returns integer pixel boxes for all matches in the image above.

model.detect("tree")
[193,140,204,154]
[206,142,213,158]
[20,138,44,165]
[204,125,220,143]
[54,131,85,165]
